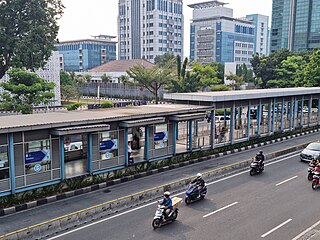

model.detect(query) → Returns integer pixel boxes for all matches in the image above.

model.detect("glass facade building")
[189,1,255,65]
[271,0,320,52]
[56,36,117,72]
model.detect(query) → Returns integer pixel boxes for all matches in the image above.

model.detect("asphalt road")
[46,153,317,240]
[0,132,319,236]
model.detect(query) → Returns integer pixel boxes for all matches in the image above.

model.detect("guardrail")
[0,142,309,240]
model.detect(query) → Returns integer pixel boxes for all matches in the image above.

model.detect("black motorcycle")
[185,183,207,204]
[250,161,264,176]
[308,164,316,181]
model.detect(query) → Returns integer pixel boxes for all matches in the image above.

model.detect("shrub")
[67,102,83,111]
[100,101,113,108]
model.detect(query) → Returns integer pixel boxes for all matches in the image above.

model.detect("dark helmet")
[259,150,263,155]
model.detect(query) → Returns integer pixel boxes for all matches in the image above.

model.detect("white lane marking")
[46,153,299,239]
[261,219,292,238]
[203,202,238,218]
[276,176,298,186]
[291,219,320,240]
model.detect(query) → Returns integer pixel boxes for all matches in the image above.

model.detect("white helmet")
[197,173,202,178]
[164,191,170,197]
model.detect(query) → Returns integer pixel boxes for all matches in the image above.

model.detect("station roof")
[0,104,211,133]
[164,87,320,103]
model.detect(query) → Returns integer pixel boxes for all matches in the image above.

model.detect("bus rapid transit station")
[0,87,320,197]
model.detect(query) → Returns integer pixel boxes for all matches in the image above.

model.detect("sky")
[58,0,272,57]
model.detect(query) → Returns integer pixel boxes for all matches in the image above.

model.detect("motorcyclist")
[191,173,205,197]
[255,150,265,169]
[309,157,319,167]
[160,191,172,219]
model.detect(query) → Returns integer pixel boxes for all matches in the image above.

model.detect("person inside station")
[128,142,133,164]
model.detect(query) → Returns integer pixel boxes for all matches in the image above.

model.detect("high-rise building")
[189,0,255,65]
[56,35,117,72]
[271,0,320,52]
[246,14,270,56]
[118,0,184,62]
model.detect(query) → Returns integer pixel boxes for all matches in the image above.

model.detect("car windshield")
[307,143,320,151]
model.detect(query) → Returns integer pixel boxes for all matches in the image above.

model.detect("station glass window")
[0,145,9,180]
[24,140,51,175]
[154,124,168,149]
[99,131,118,160]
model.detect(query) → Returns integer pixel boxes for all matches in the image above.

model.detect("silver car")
[300,142,320,162]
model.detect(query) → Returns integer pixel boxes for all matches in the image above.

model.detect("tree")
[127,64,173,104]
[192,62,220,90]
[101,73,112,83]
[251,49,293,88]
[225,73,245,90]
[118,74,130,96]
[0,68,55,114]
[60,70,73,86]
[61,84,77,102]
[154,52,176,68]
[210,84,229,91]
[267,55,306,88]
[210,62,224,82]
[304,50,320,87]
[0,0,64,79]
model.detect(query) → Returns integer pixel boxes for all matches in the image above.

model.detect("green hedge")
[66,102,83,111]
[100,101,113,108]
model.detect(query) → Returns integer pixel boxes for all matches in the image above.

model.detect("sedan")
[300,142,320,162]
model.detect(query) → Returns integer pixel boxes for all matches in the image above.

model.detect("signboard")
[100,139,118,151]
[105,152,111,159]
[25,150,50,164]
[154,132,167,141]
[34,164,42,172]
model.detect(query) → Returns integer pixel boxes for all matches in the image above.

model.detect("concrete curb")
[0,137,313,239]
[0,128,319,218]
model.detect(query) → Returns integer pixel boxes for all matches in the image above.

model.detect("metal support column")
[272,98,276,133]
[280,97,284,131]
[210,109,215,149]
[60,136,65,180]
[125,128,129,166]
[257,100,262,136]
[9,133,15,194]
[230,102,235,144]
[289,97,294,130]
[293,97,298,129]
[300,97,304,127]
[318,98,320,125]
[247,101,251,140]
[308,96,312,126]
[144,126,149,160]
[268,100,271,135]
[188,120,193,151]
[87,133,92,174]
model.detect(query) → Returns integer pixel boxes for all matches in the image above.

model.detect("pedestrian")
[128,143,133,163]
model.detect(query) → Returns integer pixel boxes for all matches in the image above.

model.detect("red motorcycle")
[312,167,320,190]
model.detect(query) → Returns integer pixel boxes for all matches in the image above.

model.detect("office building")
[56,35,117,72]
[271,0,320,52]
[118,0,184,62]
[189,0,255,65]
[246,14,270,56]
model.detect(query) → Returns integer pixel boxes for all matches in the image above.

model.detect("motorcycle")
[312,171,320,190]
[185,183,207,204]
[308,164,316,181]
[250,161,264,176]
[152,203,179,229]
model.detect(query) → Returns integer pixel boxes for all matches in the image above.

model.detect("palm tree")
[118,74,130,97]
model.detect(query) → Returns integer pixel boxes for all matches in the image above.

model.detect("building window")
[24,140,51,175]
[0,145,9,180]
